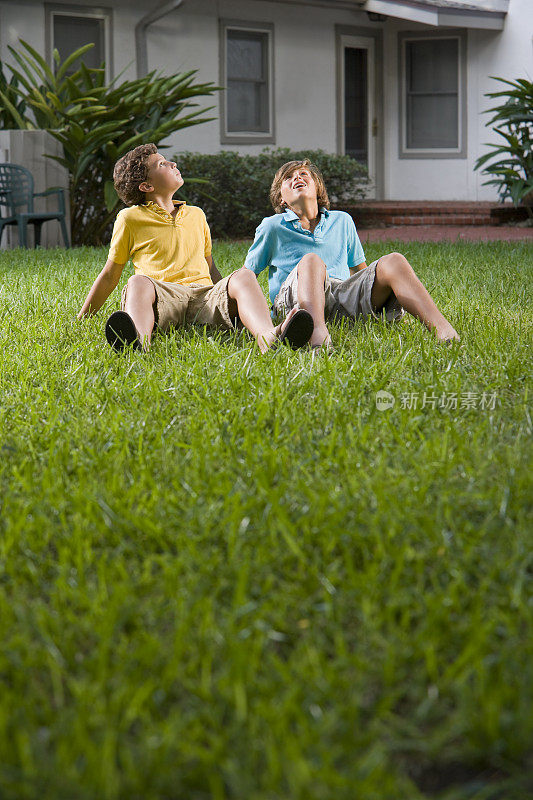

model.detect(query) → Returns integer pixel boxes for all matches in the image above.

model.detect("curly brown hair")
[113,143,158,206]
[269,159,330,214]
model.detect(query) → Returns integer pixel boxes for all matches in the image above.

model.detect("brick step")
[336,201,530,228]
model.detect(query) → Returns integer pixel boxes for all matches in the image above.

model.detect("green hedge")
[174,148,369,238]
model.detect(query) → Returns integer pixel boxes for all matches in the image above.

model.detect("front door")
[339,35,376,198]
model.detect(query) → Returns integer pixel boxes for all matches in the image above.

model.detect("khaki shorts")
[121,273,240,333]
[272,258,405,324]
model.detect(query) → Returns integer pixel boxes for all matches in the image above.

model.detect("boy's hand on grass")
[207,255,222,284]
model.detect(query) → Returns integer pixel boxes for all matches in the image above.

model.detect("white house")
[0,0,531,206]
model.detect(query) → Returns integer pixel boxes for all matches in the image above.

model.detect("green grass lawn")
[0,240,532,800]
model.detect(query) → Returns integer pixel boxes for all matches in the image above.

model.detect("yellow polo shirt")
[108,200,212,286]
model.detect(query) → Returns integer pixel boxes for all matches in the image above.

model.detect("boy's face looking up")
[139,153,184,198]
[269,159,330,215]
[280,167,318,211]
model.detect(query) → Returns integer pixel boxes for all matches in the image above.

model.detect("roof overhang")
[362,0,509,29]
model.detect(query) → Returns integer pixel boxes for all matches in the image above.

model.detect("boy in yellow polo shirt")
[78,143,313,352]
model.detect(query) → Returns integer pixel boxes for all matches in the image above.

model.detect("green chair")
[0,163,70,248]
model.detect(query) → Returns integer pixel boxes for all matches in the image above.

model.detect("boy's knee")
[228,267,258,295]
[378,252,412,279]
[231,267,257,287]
[128,273,151,289]
[297,253,327,278]
[127,274,155,299]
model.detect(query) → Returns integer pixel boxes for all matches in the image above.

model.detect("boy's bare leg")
[371,252,460,341]
[123,274,156,350]
[228,268,299,353]
[296,254,332,348]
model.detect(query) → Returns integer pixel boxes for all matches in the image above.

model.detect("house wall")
[1,0,531,203]
[145,0,533,201]
[383,0,533,200]
[144,0,369,156]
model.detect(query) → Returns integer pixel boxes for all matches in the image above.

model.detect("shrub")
[475,77,533,218]
[0,40,219,245]
[175,148,369,238]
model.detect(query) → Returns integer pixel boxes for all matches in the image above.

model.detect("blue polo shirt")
[244,208,366,305]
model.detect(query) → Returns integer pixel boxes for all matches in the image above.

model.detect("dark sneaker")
[105,311,141,352]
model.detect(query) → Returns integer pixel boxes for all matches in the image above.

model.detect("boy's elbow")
[102,261,123,288]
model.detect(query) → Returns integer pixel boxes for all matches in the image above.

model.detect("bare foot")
[256,307,299,353]
[435,325,461,343]
[311,340,335,354]
[310,323,332,349]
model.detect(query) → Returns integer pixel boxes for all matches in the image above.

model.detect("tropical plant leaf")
[509,180,525,204]
[55,43,96,83]
[0,89,32,129]
[475,76,532,207]
[104,180,119,212]
[6,47,42,92]
[19,39,56,85]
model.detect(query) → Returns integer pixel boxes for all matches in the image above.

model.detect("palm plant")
[475,77,533,220]
[0,40,219,244]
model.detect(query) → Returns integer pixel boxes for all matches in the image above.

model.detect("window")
[400,33,466,158]
[46,5,112,79]
[344,45,369,165]
[220,21,274,144]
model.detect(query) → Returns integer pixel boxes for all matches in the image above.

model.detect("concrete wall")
[0,131,70,249]
[1,0,531,204]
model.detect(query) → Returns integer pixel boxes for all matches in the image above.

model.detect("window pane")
[405,37,460,149]
[227,31,266,81]
[227,80,268,132]
[225,29,270,134]
[408,39,458,94]
[407,95,458,148]
[53,15,104,70]
[344,47,368,165]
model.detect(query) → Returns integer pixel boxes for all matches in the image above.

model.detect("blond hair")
[269,158,330,214]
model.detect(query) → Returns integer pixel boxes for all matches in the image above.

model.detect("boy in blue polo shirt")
[244,159,460,349]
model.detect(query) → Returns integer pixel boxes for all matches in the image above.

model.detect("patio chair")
[0,163,70,248]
